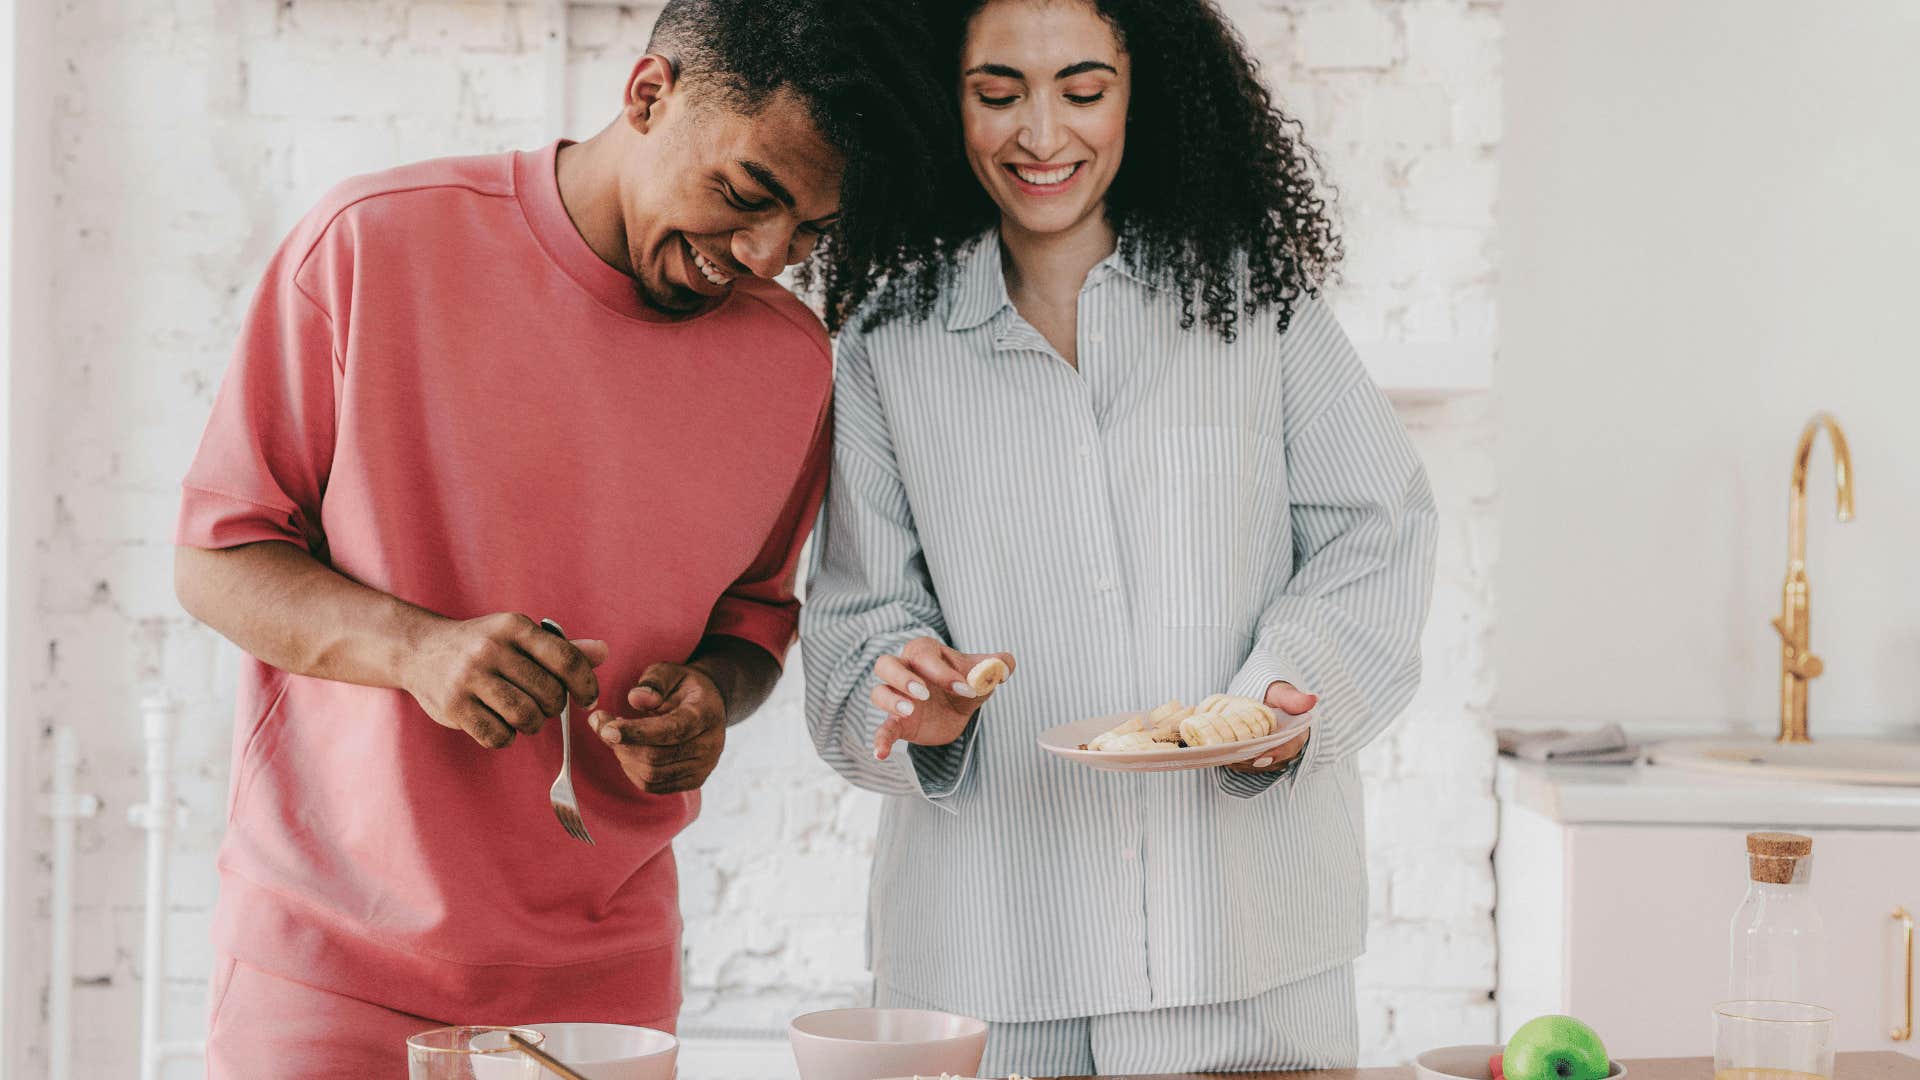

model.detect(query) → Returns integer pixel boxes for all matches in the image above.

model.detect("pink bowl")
[788,1008,987,1080]
[469,1023,676,1080]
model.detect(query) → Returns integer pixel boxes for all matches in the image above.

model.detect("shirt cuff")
[903,714,981,809]
[175,483,308,550]
[1226,647,1290,694]
[1216,729,1314,799]
[704,597,800,669]
[1215,649,1317,800]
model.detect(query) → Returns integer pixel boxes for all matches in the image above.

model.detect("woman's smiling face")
[959,0,1131,238]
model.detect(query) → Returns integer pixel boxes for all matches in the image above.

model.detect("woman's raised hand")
[870,636,1016,760]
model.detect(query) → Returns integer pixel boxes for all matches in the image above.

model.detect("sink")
[1649,737,1920,786]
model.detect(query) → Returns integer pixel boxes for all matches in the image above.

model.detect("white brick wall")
[20,1,1499,1075]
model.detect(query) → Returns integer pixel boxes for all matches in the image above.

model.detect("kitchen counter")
[1497,756,1920,828]
[1052,1050,1918,1079]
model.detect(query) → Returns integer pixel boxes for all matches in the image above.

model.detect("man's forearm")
[174,541,441,689]
[687,634,782,726]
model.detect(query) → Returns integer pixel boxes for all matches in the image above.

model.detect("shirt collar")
[944,230,1013,332]
[943,228,1166,334]
[1101,236,1166,291]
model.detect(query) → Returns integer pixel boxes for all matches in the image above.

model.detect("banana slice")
[1143,700,1191,742]
[1084,695,1276,752]
[1092,730,1159,752]
[1178,695,1277,747]
[1087,714,1145,751]
[966,656,1010,694]
[1087,700,1198,751]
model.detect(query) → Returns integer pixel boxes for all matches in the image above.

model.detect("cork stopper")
[1747,831,1813,857]
[1746,832,1813,884]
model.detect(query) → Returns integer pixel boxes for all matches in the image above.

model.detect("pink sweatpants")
[205,953,441,1079]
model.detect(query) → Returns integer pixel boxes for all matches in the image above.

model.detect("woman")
[799,0,1436,1073]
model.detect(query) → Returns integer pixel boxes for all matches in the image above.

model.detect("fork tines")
[553,801,594,845]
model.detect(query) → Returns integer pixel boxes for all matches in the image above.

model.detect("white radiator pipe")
[130,695,185,1080]
[45,725,99,1080]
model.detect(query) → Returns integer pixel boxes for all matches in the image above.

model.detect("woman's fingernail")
[950,682,978,698]
[1253,757,1275,768]
[873,745,886,760]
[895,700,915,716]
[907,681,931,701]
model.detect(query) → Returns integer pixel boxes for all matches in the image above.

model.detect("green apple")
[1504,1015,1610,1080]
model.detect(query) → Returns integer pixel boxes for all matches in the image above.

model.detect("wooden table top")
[1050,1050,1919,1080]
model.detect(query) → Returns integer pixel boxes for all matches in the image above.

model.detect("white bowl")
[1415,1044,1627,1080]
[789,1008,987,1080]
[470,1023,677,1080]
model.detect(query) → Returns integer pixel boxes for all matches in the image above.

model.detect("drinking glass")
[1713,1001,1835,1080]
[406,1025,545,1080]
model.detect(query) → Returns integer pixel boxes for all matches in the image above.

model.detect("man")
[172,2,950,1074]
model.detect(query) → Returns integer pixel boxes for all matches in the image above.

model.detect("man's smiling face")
[617,61,845,315]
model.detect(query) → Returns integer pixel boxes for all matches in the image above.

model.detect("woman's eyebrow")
[963,62,1025,79]
[1056,60,1118,78]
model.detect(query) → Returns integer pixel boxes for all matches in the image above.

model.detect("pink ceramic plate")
[1036,711,1312,772]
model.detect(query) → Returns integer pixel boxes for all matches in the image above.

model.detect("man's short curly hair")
[861,0,1345,342]
[647,0,964,332]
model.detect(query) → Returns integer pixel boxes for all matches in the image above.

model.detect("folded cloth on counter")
[1496,723,1643,764]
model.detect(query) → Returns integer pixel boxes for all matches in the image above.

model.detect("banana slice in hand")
[966,656,1011,695]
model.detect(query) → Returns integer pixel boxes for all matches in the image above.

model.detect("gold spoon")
[507,1032,592,1080]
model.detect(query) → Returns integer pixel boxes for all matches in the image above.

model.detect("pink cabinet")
[1497,788,1918,1057]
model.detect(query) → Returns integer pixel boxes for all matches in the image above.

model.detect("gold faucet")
[1772,413,1854,743]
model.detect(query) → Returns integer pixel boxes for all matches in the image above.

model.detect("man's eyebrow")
[1056,60,1117,79]
[963,62,1024,79]
[737,160,796,210]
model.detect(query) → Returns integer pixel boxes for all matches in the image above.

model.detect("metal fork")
[537,618,594,845]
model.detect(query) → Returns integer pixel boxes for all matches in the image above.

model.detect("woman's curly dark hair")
[647,0,966,333]
[860,0,1344,341]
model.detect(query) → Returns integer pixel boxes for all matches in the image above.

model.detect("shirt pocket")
[1153,425,1281,629]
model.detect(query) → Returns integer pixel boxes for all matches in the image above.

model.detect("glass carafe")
[1729,831,1827,1005]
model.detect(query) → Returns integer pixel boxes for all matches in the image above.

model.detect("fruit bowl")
[1414,1045,1627,1080]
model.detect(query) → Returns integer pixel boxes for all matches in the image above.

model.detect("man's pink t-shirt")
[176,142,830,1026]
